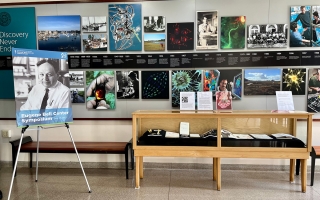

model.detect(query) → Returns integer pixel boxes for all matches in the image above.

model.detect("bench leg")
[311,155,316,186]
[125,144,129,179]
[290,159,295,182]
[301,159,307,192]
[30,152,33,168]
[135,156,140,189]
[296,159,300,175]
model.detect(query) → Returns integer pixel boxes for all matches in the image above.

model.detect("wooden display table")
[132,110,312,192]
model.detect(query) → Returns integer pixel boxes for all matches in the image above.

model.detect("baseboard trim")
[1,161,320,172]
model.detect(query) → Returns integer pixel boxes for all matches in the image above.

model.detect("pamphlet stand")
[7,123,91,200]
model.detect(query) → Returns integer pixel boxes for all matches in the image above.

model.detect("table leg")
[135,156,140,189]
[216,158,221,191]
[213,158,217,181]
[139,156,144,179]
[290,159,295,182]
[301,159,307,193]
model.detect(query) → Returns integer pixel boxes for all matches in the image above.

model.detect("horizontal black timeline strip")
[1,50,320,70]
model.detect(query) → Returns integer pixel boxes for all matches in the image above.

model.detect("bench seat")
[10,136,134,179]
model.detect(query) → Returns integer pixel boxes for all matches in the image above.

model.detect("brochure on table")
[12,48,73,127]
[276,91,294,111]
[216,91,232,111]
[180,92,195,110]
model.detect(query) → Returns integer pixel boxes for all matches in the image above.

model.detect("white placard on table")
[197,91,213,110]
[276,91,294,111]
[180,92,195,110]
[180,122,190,137]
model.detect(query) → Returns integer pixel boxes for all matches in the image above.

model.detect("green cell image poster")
[220,16,246,49]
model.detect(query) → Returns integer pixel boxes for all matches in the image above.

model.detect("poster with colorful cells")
[141,71,169,99]
[86,71,116,109]
[167,22,194,50]
[220,16,246,49]
[282,68,306,95]
[172,70,202,107]
[203,70,220,92]
[108,4,142,51]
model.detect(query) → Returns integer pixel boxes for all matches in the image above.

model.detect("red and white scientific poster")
[216,91,232,110]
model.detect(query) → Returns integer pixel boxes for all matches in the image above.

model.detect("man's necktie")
[40,89,49,110]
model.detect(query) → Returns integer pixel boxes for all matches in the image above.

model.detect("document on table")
[276,91,294,111]
[180,92,195,110]
[197,91,213,110]
[180,122,189,137]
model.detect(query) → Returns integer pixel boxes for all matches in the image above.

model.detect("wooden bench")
[10,136,134,179]
[296,146,320,186]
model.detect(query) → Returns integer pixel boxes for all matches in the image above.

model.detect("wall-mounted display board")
[1,0,320,119]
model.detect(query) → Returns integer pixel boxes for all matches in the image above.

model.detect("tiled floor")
[1,166,320,200]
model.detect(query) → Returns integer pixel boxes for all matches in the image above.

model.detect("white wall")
[1,0,320,166]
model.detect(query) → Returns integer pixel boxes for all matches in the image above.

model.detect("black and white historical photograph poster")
[70,88,85,103]
[141,71,169,99]
[167,22,194,50]
[172,70,202,107]
[82,34,108,51]
[282,68,306,95]
[244,68,281,95]
[144,16,165,32]
[38,15,81,52]
[247,24,288,48]
[307,68,320,112]
[290,6,314,47]
[70,71,84,86]
[196,11,218,50]
[82,16,107,32]
[116,71,139,99]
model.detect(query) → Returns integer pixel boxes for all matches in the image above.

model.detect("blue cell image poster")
[0,7,37,99]
[12,48,73,127]
[108,4,142,51]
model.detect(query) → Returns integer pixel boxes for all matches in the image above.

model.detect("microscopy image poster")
[12,48,73,127]
[108,4,142,51]
[0,7,37,99]
[142,71,169,99]
[167,22,194,50]
[86,71,115,109]
[220,16,246,49]
[282,68,306,95]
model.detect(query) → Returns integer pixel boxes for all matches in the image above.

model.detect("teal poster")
[0,7,36,99]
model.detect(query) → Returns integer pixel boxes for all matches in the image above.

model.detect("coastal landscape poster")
[144,33,165,51]
[82,34,107,51]
[82,16,107,32]
[37,15,81,52]
[109,4,142,51]
[244,68,281,95]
